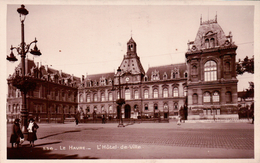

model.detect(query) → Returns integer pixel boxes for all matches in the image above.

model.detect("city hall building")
[6,16,238,122]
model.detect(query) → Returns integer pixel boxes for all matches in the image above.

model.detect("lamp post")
[112,67,125,127]
[7,5,42,134]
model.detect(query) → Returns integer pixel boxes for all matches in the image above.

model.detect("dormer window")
[163,72,167,80]
[151,70,160,81]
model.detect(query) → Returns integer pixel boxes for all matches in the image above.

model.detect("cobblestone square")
[6,121,254,160]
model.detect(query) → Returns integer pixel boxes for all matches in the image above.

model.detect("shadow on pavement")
[7,147,99,159]
[39,130,82,139]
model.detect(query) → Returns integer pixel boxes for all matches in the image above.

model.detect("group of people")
[10,118,39,148]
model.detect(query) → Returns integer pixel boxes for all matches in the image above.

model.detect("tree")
[236,56,254,75]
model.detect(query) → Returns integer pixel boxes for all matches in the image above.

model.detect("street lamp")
[7,5,42,134]
[112,67,125,127]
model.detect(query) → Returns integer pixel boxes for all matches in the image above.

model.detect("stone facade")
[186,16,238,116]
[6,59,81,122]
[7,16,238,122]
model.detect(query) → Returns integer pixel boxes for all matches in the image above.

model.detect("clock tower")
[117,37,145,84]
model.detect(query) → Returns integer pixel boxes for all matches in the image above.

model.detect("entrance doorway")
[124,104,131,118]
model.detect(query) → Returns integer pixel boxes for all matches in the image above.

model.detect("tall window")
[117,92,120,99]
[145,104,148,110]
[226,92,232,103]
[87,94,90,102]
[79,94,83,102]
[109,105,113,113]
[134,90,139,99]
[163,88,168,98]
[210,38,215,48]
[173,87,178,97]
[101,93,105,101]
[154,103,158,110]
[204,60,217,81]
[94,94,98,102]
[108,92,113,101]
[203,92,211,103]
[212,92,220,102]
[192,94,198,104]
[164,103,168,110]
[183,87,187,96]
[153,89,158,98]
[144,90,148,99]
[205,39,209,48]
[125,89,130,100]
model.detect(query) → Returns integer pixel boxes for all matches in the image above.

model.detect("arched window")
[203,92,211,103]
[109,105,113,113]
[79,94,83,102]
[134,90,139,99]
[173,87,179,97]
[210,38,215,48]
[226,92,232,103]
[163,88,168,98]
[205,39,209,48]
[212,92,220,102]
[153,89,158,98]
[125,89,130,100]
[204,60,217,81]
[144,90,149,99]
[101,106,105,112]
[192,94,198,104]
[164,103,168,110]
[93,94,98,102]
[154,103,158,110]
[101,93,105,101]
[108,92,113,101]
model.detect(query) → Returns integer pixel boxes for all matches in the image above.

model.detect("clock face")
[125,77,129,82]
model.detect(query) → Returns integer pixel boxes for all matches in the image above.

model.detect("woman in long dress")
[10,118,24,148]
[27,118,39,147]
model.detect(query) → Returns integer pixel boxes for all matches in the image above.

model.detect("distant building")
[7,15,239,122]
[6,59,81,123]
[78,37,187,120]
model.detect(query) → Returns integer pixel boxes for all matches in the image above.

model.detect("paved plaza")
[6,120,255,160]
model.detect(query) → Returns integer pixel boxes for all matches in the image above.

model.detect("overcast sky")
[4,3,256,91]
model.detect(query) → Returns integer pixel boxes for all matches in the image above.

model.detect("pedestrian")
[75,115,79,126]
[102,114,106,124]
[27,118,39,147]
[177,115,181,125]
[10,118,24,148]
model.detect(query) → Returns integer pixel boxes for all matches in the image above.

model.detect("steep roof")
[86,72,115,81]
[193,20,227,50]
[146,63,187,81]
